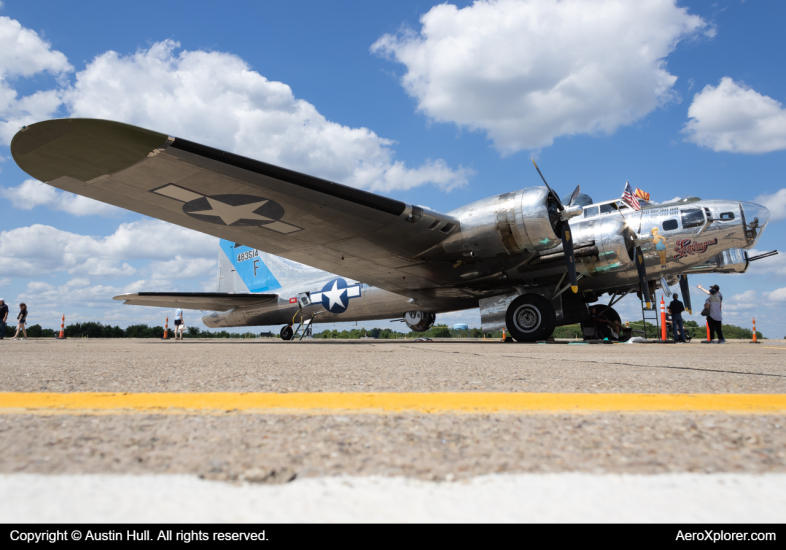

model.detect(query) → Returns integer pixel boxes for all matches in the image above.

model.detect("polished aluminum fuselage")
[204,192,768,329]
[569,198,765,293]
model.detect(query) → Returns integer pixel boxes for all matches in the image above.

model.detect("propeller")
[634,246,651,308]
[678,274,692,314]
[627,211,652,309]
[532,159,582,293]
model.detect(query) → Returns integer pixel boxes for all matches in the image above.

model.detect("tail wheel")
[280,325,294,341]
[505,294,557,342]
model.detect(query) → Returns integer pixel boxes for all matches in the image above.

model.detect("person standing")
[705,288,725,344]
[697,284,722,301]
[174,308,185,340]
[0,299,8,339]
[11,303,28,340]
[668,293,687,343]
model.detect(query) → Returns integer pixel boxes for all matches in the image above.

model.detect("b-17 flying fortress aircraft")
[11,119,773,341]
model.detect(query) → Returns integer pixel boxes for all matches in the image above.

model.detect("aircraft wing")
[12,119,465,297]
[114,292,278,311]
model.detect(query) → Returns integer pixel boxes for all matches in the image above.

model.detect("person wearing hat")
[704,288,725,344]
[697,284,722,301]
[668,293,687,343]
[0,298,7,340]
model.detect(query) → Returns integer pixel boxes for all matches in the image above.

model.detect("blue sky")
[0,0,784,336]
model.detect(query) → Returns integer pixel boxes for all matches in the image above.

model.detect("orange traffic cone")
[751,317,760,344]
[162,316,170,340]
[57,315,66,340]
[702,319,712,344]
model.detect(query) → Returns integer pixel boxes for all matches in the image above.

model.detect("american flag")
[621,181,642,211]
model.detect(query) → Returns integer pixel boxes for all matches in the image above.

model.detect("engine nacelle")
[439,187,560,259]
[404,311,436,332]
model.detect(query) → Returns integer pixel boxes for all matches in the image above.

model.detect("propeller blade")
[635,246,651,308]
[560,223,578,293]
[532,159,563,210]
[678,274,692,314]
[568,184,581,207]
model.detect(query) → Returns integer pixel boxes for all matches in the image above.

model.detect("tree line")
[23,320,764,340]
[25,323,261,339]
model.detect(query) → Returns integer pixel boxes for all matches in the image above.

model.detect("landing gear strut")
[505,294,556,342]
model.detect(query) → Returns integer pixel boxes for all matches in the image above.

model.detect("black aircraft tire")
[280,325,294,341]
[505,294,557,343]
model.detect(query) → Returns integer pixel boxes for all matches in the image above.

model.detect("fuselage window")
[599,203,617,215]
[719,212,735,221]
[662,219,678,231]
[681,208,705,229]
[584,206,599,218]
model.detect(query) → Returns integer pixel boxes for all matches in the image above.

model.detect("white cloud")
[148,256,216,280]
[0,16,72,144]
[0,277,9,287]
[764,287,786,302]
[0,16,469,193]
[372,0,707,153]
[0,220,216,278]
[683,77,786,153]
[58,40,470,192]
[0,178,122,216]
[16,278,163,310]
[726,289,757,309]
[752,189,786,222]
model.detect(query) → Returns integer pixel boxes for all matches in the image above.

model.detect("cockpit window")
[681,208,705,229]
[662,219,678,231]
[584,206,599,218]
[719,212,735,221]
[599,203,617,215]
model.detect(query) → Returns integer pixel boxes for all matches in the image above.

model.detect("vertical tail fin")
[218,239,328,293]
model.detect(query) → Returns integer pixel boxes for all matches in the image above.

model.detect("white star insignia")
[322,280,347,310]
[190,198,272,225]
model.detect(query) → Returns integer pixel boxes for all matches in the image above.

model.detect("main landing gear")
[505,294,556,343]
[280,325,294,341]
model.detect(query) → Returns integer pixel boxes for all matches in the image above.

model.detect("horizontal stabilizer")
[113,292,278,311]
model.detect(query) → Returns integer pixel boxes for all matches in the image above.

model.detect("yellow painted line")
[0,392,785,415]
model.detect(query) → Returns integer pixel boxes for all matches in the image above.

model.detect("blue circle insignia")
[320,278,354,314]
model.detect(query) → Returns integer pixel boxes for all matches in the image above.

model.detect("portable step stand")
[638,290,661,340]
[291,311,322,340]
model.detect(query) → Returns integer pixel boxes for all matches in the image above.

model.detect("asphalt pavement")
[1,338,784,521]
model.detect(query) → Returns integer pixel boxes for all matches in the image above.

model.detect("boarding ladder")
[637,292,660,340]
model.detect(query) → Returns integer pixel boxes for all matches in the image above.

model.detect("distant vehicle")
[12,119,773,342]
[414,337,433,342]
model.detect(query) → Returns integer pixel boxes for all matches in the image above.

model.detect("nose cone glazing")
[740,202,769,248]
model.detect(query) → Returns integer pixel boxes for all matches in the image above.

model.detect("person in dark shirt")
[0,298,8,339]
[668,293,686,343]
[11,303,28,340]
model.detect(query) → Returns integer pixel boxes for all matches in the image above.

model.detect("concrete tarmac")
[1,338,785,521]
